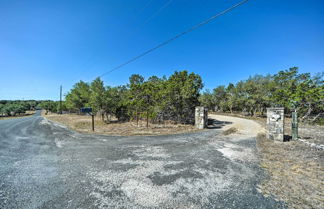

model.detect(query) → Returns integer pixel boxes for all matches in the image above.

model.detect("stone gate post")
[266,108,284,141]
[195,107,208,129]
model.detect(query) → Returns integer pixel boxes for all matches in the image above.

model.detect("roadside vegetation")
[39,67,323,126]
[41,70,203,126]
[200,67,323,124]
[0,100,40,119]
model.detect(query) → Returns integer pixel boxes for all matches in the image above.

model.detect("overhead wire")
[139,0,174,28]
[98,0,249,78]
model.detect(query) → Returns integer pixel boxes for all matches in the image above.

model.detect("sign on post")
[80,107,93,114]
[80,107,94,131]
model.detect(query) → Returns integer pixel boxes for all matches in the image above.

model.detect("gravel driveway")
[0,111,285,208]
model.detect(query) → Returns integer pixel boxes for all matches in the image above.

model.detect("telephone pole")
[60,85,62,114]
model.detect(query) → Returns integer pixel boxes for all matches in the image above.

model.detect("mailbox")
[80,107,92,113]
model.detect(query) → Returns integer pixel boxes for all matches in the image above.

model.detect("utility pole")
[60,85,62,114]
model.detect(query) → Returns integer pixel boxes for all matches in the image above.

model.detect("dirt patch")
[43,112,198,136]
[257,133,324,209]
[208,114,264,138]
[222,127,238,135]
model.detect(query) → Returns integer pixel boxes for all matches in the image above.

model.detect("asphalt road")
[0,111,285,209]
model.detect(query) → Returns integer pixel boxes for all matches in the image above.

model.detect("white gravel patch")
[121,178,172,207]
[87,144,233,208]
[40,118,51,125]
[298,138,324,150]
[52,122,67,129]
[54,138,63,148]
[132,146,170,159]
[217,143,256,162]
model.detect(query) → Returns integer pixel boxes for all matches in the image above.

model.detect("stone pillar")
[195,107,208,129]
[266,108,284,141]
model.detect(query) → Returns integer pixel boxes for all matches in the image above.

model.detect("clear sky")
[1,0,323,100]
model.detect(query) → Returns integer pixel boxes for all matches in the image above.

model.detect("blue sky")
[1,0,323,100]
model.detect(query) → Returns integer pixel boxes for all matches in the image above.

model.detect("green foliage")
[199,67,323,119]
[65,81,91,111]
[0,100,41,116]
[89,77,106,120]
[38,101,57,113]
[199,90,214,111]
[105,85,129,121]
[63,70,203,125]
[166,71,203,123]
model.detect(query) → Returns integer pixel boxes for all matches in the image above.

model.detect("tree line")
[38,67,323,124]
[0,100,40,116]
[199,67,323,122]
[58,70,203,126]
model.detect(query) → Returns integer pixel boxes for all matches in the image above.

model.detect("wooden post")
[92,114,95,131]
[59,85,62,114]
[146,110,149,128]
[292,110,298,140]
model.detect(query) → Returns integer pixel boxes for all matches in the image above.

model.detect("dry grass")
[43,112,199,136]
[257,133,324,209]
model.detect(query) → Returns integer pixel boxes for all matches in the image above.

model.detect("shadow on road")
[207,118,232,129]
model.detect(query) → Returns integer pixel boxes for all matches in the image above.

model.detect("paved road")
[0,111,285,209]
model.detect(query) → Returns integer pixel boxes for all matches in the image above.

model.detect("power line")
[139,0,174,28]
[98,0,249,78]
[135,0,154,17]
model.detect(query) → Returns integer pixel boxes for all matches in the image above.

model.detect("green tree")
[166,71,203,124]
[90,77,106,120]
[212,85,227,112]
[128,74,145,124]
[104,85,129,122]
[199,90,215,111]
[65,81,91,112]
[38,101,57,114]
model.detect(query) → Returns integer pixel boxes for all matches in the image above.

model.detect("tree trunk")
[301,103,313,121]
[311,113,322,122]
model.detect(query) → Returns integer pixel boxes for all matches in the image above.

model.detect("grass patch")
[257,133,324,209]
